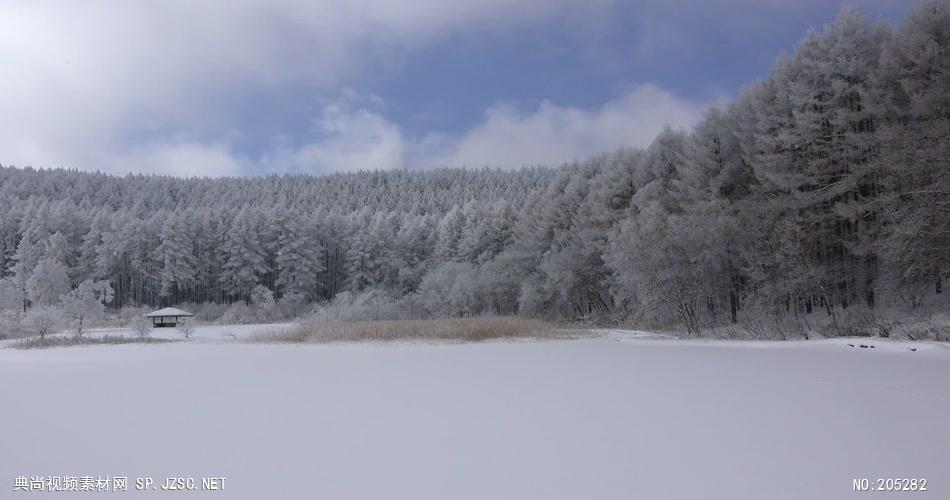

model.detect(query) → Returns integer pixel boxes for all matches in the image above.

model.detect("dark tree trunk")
[729,289,738,324]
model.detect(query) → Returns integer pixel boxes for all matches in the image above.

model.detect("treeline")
[0,167,545,308]
[1,3,948,336]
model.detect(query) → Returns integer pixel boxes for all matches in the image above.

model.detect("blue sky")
[0,0,910,177]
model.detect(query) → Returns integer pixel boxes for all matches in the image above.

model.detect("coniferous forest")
[1,3,948,337]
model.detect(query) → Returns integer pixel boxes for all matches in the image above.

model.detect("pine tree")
[156,211,198,301]
[345,209,377,292]
[874,0,950,303]
[274,209,324,300]
[76,210,110,283]
[434,206,466,262]
[219,208,268,303]
[752,9,889,311]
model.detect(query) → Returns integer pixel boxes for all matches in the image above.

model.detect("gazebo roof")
[145,307,195,318]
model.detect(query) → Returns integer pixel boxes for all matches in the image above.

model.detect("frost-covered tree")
[178,318,195,339]
[61,279,114,336]
[44,232,71,268]
[219,208,268,303]
[434,205,466,263]
[24,305,65,339]
[129,316,151,339]
[156,211,198,301]
[751,9,890,310]
[392,214,436,293]
[273,209,324,300]
[76,210,109,283]
[0,277,23,312]
[251,284,275,306]
[26,257,70,307]
[874,0,950,303]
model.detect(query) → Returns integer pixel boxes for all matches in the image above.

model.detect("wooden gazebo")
[145,307,194,328]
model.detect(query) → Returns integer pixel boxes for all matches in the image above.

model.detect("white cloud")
[0,0,613,176]
[421,84,707,168]
[263,84,708,173]
[265,97,407,173]
[113,142,250,178]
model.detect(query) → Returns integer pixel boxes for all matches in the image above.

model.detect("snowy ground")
[1,333,948,499]
[0,322,296,347]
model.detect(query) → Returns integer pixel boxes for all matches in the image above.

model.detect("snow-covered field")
[1,334,948,499]
[61,322,295,342]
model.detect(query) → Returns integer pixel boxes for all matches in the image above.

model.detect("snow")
[144,307,194,318]
[595,328,676,340]
[0,323,296,347]
[1,335,948,499]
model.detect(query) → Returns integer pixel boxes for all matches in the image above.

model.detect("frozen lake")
[1,335,948,499]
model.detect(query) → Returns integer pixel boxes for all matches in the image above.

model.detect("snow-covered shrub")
[413,261,520,319]
[415,262,472,317]
[275,291,308,319]
[0,312,27,339]
[311,289,402,322]
[24,306,65,339]
[822,305,878,338]
[219,303,266,324]
[187,302,229,323]
[250,285,275,306]
[60,279,114,337]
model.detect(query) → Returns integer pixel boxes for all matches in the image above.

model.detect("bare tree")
[24,306,65,340]
[61,280,114,337]
[129,316,151,339]
[179,318,195,340]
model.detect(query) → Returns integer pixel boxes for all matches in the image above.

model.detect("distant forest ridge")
[0,166,550,213]
[1,2,948,335]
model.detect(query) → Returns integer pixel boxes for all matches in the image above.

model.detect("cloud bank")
[422,84,706,168]
[4,0,862,176]
[262,84,707,173]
